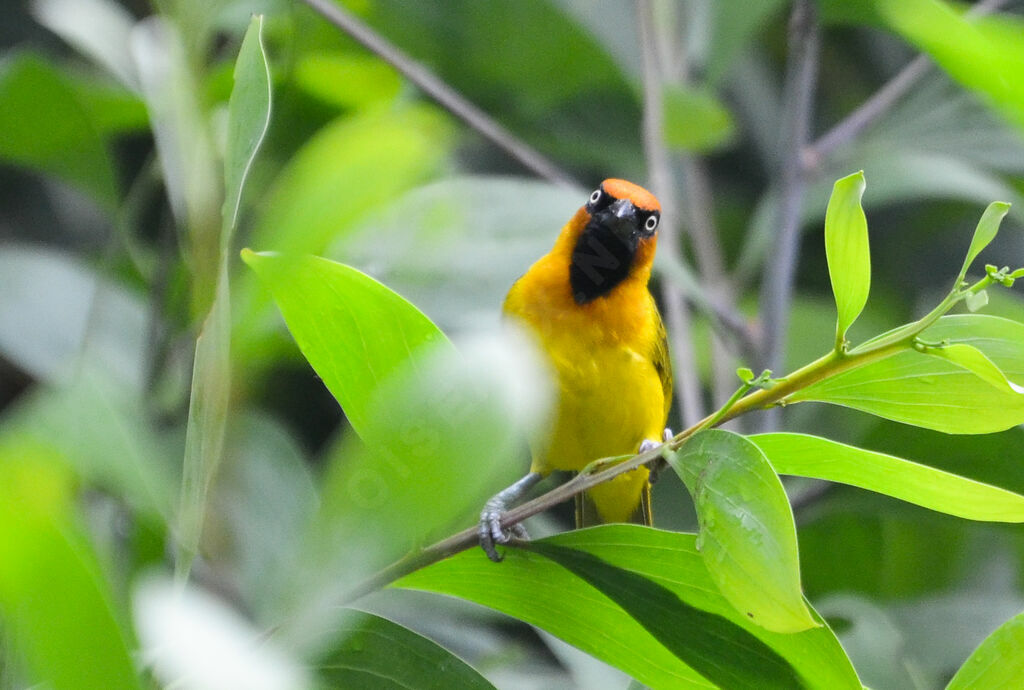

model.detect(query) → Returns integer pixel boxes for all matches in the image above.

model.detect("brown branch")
[299,0,579,189]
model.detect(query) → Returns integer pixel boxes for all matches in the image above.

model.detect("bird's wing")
[650,294,674,421]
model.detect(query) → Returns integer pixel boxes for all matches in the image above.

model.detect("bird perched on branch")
[480,178,673,561]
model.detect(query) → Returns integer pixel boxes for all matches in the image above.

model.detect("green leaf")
[790,314,1024,433]
[958,201,1011,282]
[222,14,272,236]
[666,429,818,633]
[0,436,141,690]
[241,251,450,437]
[318,611,494,689]
[751,433,1024,522]
[923,343,1024,396]
[396,526,860,689]
[662,85,736,153]
[294,52,402,109]
[31,0,138,90]
[948,610,1024,689]
[0,53,118,209]
[824,171,871,348]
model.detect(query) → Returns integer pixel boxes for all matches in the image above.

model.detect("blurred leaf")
[334,176,581,333]
[662,85,736,153]
[924,342,1024,396]
[319,611,494,689]
[847,0,1024,134]
[752,432,1024,521]
[666,429,818,633]
[361,0,640,170]
[222,14,272,235]
[705,0,787,85]
[31,0,138,89]
[958,201,1012,282]
[294,52,401,108]
[1,369,175,520]
[397,526,860,689]
[177,272,231,576]
[790,315,1024,433]
[824,171,871,347]
[0,53,118,209]
[241,252,451,437]
[0,436,141,690]
[217,410,318,620]
[282,331,551,652]
[0,245,148,389]
[947,610,1024,689]
[251,107,451,257]
[133,574,309,690]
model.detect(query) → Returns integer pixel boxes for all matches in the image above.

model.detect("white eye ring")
[645,215,659,232]
[589,189,602,204]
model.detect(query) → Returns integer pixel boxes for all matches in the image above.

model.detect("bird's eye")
[645,215,659,232]
[589,189,602,205]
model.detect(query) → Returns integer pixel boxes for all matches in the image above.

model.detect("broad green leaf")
[241,251,451,437]
[790,315,1024,433]
[924,343,1024,396]
[396,526,860,690]
[666,429,818,633]
[221,14,271,236]
[318,611,494,689]
[824,171,871,348]
[751,433,1024,522]
[662,85,736,153]
[958,201,1011,281]
[0,436,141,690]
[0,53,118,209]
[947,610,1024,689]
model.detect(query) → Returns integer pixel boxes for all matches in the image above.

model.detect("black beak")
[609,198,637,221]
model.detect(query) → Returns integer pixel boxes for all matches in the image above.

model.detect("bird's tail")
[574,473,652,528]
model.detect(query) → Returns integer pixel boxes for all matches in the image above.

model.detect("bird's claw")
[479,507,530,562]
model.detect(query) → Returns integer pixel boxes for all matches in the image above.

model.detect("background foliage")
[2,0,1024,688]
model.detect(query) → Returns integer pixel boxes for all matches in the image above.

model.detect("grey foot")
[647,428,674,484]
[479,472,541,562]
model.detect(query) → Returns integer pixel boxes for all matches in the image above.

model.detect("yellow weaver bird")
[480,179,673,561]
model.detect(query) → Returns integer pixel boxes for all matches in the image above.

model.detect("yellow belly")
[529,329,665,523]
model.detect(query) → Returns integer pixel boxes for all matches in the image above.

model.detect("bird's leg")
[479,472,542,562]
[646,427,674,484]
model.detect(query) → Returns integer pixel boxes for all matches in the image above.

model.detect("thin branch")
[637,0,704,426]
[300,0,579,189]
[758,0,820,383]
[803,0,1014,169]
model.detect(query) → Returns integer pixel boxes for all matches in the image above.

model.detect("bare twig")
[803,0,1014,168]
[758,0,820,386]
[637,0,704,426]
[300,0,579,189]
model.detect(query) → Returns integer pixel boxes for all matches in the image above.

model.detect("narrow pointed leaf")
[241,251,450,437]
[222,14,272,237]
[825,171,871,347]
[666,429,818,633]
[958,201,1011,281]
[751,433,1024,522]
[947,611,1024,689]
[790,315,1024,433]
[319,612,494,689]
[396,526,860,689]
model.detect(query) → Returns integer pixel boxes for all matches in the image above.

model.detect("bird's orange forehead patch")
[601,178,661,212]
